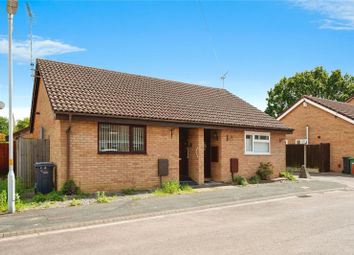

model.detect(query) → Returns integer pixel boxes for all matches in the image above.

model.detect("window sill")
[244,152,271,156]
[98,151,147,155]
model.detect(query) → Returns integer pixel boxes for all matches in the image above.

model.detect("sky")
[0,0,353,120]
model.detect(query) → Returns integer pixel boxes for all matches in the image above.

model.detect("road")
[1,185,354,254]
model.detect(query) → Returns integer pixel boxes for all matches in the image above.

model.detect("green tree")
[0,117,8,136]
[15,117,30,132]
[265,67,354,117]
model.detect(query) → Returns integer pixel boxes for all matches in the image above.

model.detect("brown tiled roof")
[35,59,291,131]
[304,95,354,121]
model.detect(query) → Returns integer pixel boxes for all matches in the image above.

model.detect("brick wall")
[188,128,204,184]
[347,97,354,105]
[58,121,180,192]
[214,129,286,181]
[280,102,354,172]
[31,79,64,189]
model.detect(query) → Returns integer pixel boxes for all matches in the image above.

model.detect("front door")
[204,129,211,178]
[179,128,189,180]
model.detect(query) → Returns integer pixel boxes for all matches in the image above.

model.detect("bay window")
[245,132,270,155]
[98,123,146,153]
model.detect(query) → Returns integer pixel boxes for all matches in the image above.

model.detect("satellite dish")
[0,101,5,110]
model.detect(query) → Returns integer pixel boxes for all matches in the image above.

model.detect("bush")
[154,181,194,195]
[96,191,111,203]
[280,171,296,181]
[32,191,65,203]
[233,175,248,186]
[0,177,26,196]
[248,175,261,184]
[61,180,80,195]
[161,181,181,194]
[0,190,7,212]
[70,198,81,206]
[0,190,24,212]
[122,188,137,195]
[256,162,274,180]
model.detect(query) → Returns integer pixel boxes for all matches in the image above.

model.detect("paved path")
[1,183,354,254]
[0,179,346,238]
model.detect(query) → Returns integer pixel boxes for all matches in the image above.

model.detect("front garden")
[0,162,296,214]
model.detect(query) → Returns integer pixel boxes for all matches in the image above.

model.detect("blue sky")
[0,0,353,120]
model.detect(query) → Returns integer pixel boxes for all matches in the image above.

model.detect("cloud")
[0,35,85,62]
[293,0,354,30]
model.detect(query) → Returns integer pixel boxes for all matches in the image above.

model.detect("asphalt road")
[1,186,354,254]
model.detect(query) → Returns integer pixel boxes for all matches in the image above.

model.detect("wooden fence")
[286,143,330,172]
[0,143,16,176]
[16,138,50,188]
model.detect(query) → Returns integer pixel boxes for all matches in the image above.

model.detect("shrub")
[70,199,81,207]
[122,188,137,195]
[96,191,111,203]
[61,180,80,195]
[0,190,24,212]
[154,181,194,195]
[32,193,47,203]
[32,191,65,203]
[180,184,193,192]
[248,175,261,184]
[161,181,180,194]
[0,190,7,212]
[0,177,26,196]
[256,162,274,180]
[280,171,296,181]
[233,175,248,186]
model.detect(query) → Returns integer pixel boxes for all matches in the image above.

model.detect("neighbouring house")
[347,95,354,105]
[278,95,354,172]
[14,127,31,140]
[28,59,291,192]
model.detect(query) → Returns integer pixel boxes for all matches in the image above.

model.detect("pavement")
[1,175,354,255]
[0,176,348,238]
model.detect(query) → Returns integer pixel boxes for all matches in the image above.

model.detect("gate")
[16,138,50,188]
[286,143,330,172]
[0,143,16,176]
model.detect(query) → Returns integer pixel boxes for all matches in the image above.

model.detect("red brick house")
[278,96,354,172]
[28,59,291,192]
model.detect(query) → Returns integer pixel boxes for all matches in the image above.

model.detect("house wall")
[213,130,286,181]
[280,102,354,172]
[56,121,180,192]
[30,79,65,189]
[188,128,204,184]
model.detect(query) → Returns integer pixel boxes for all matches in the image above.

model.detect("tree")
[15,117,30,132]
[0,117,8,136]
[265,67,354,117]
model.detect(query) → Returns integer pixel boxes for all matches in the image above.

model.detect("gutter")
[66,114,72,181]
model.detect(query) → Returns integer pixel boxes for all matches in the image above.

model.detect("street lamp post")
[7,0,18,214]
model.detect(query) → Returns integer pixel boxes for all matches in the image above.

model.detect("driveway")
[1,178,354,255]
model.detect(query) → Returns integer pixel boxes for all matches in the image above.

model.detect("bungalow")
[28,59,291,192]
[278,95,354,172]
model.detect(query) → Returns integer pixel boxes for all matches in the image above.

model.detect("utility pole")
[7,0,18,214]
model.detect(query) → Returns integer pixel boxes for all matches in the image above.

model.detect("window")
[245,132,270,155]
[98,123,146,153]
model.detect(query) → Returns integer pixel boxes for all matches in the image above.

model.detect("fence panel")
[0,143,16,176]
[16,138,50,188]
[286,143,330,172]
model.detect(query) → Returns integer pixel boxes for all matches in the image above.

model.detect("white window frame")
[244,131,271,155]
